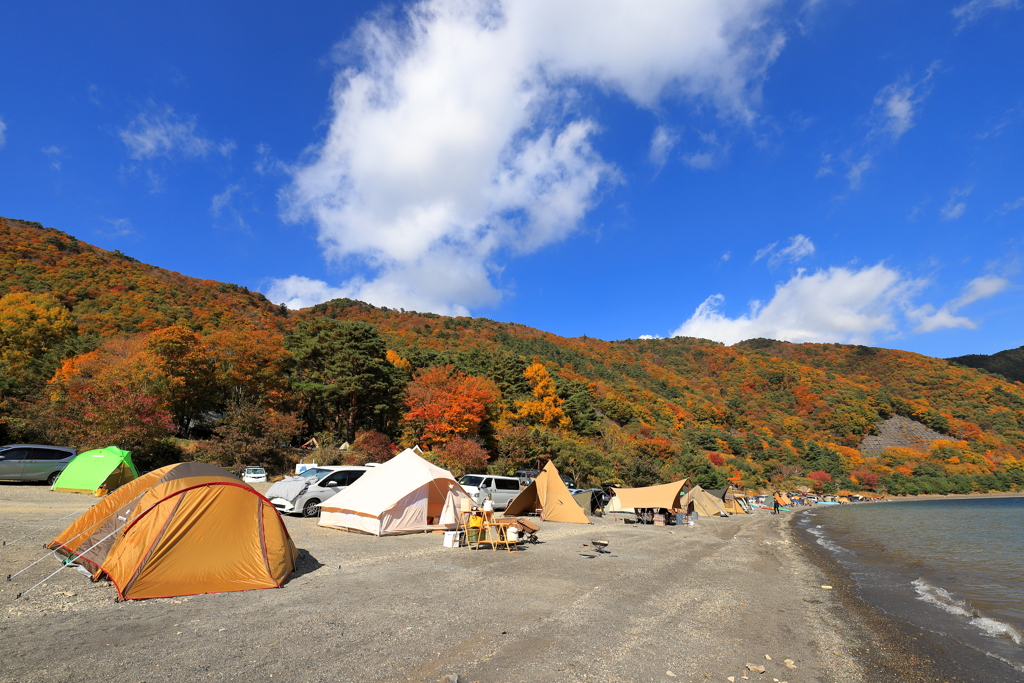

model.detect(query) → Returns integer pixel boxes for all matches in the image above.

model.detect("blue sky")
[1,1,1021,358]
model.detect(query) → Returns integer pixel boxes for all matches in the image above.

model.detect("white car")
[268,466,369,517]
[242,466,267,483]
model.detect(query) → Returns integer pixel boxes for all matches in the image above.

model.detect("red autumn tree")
[403,365,500,448]
[807,470,832,491]
[430,435,489,477]
[352,429,398,463]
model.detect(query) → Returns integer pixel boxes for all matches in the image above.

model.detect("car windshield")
[459,475,485,487]
[246,468,265,474]
[299,468,330,479]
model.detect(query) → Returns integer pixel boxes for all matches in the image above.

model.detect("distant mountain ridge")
[2,215,1023,495]
[948,346,1024,384]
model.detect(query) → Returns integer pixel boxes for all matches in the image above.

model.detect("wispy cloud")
[997,195,1024,215]
[754,234,815,266]
[648,125,679,168]
[952,0,1022,31]
[275,0,788,314]
[41,145,64,170]
[683,131,728,170]
[211,183,248,231]
[815,153,834,178]
[119,103,233,160]
[98,217,135,237]
[940,184,973,221]
[0,117,6,150]
[869,63,939,141]
[846,154,872,190]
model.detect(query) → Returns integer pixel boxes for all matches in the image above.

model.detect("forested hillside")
[948,346,1024,384]
[2,216,1022,496]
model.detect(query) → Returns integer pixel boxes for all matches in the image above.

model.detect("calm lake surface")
[795,497,1024,673]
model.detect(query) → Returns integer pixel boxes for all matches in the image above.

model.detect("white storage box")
[443,530,463,548]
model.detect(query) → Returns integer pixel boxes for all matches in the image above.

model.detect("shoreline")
[790,509,1023,683]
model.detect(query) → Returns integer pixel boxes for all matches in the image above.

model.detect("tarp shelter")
[48,462,296,600]
[609,479,691,513]
[774,492,793,506]
[503,461,590,524]
[679,485,729,517]
[52,446,138,495]
[318,448,474,536]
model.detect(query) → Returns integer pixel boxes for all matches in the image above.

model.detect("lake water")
[794,497,1024,673]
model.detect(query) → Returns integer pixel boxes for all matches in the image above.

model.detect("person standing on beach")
[773,496,780,515]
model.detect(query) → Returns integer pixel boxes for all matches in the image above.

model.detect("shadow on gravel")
[289,549,326,580]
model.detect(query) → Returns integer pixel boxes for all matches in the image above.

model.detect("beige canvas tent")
[318,448,474,536]
[679,485,730,517]
[608,479,691,513]
[503,461,590,524]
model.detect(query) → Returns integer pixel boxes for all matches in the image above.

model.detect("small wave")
[913,578,972,617]
[816,537,843,553]
[914,579,1024,646]
[971,617,1024,646]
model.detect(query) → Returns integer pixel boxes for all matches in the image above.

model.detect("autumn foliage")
[2,216,1024,492]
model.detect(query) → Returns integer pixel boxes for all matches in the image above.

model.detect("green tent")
[52,446,138,495]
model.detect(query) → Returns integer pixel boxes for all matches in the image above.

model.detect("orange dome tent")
[48,462,297,600]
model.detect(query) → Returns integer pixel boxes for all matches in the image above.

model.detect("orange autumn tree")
[403,365,500,448]
[516,361,572,430]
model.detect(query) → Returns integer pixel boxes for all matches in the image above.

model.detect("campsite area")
[2,483,907,683]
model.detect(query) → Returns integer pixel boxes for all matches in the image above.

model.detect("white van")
[457,474,522,510]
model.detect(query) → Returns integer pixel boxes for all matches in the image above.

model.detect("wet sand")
[1,483,904,682]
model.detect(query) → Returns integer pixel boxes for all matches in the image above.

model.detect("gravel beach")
[3,483,877,683]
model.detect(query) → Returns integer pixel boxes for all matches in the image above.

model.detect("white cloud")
[99,217,135,237]
[997,195,1024,215]
[672,264,926,345]
[754,241,778,262]
[685,151,716,169]
[940,184,973,221]
[648,125,679,168]
[952,0,1021,31]
[0,117,6,150]
[671,266,1011,344]
[755,234,815,266]
[277,0,787,314]
[211,184,240,216]
[910,275,1011,332]
[846,154,872,190]
[211,183,248,231]
[119,103,233,160]
[815,153,833,178]
[869,64,938,141]
[41,145,63,170]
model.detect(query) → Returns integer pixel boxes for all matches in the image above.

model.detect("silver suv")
[457,474,522,510]
[0,444,78,486]
[267,466,369,517]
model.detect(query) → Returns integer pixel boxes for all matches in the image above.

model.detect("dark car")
[0,444,78,486]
